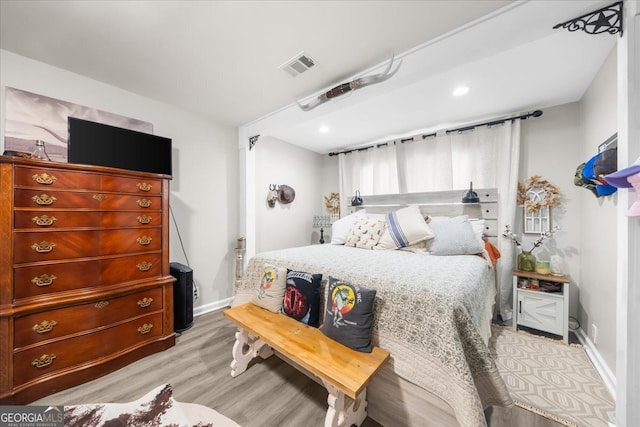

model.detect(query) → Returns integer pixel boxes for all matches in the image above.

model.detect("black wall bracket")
[553,1,623,37]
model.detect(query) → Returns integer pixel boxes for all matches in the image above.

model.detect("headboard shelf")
[349,188,499,240]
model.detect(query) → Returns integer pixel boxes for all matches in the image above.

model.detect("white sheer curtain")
[338,144,399,215]
[338,121,521,320]
[449,123,521,320]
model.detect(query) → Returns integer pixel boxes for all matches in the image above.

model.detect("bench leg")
[230,327,274,377]
[322,380,367,427]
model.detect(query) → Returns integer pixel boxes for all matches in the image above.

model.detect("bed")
[232,189,512,427]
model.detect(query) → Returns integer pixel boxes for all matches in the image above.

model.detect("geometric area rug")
[489,325,615,427]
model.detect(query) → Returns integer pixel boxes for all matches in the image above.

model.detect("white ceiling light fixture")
[452,85,470,96]
[319,125,330,133]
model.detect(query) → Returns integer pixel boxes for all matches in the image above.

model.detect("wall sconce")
[313,214,331,244]
[462,181,480,203]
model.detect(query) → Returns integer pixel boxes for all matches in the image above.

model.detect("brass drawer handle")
[137,215,152,224]
[32,173,57,185]
[137,182,152,192]
[31,241,56,253]
[32,274,57,287]
[32,354,56,368]
[137,323,153,334]
[136,236,152,246]
[94,301,109,309]
[137,198,152,208]
[93,194,106,201]
[32,214,57,226]
[32,194,57,205]
[137,261,152,271]
[137,297,153,308]
[32,320,58,334]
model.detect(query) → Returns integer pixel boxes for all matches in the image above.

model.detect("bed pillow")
[330,210,367,244]
[468,218,486,245]
[428,215,485,255]
[282,269,322,327]
[345,217,385,250]
[251,264,287,312]
[321,277,376,353]
[375,205,434,250]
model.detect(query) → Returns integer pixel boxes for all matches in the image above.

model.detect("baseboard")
[193,297,233,317]
[574,326,616,400]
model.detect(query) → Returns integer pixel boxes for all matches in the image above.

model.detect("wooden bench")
[224,303,390,427]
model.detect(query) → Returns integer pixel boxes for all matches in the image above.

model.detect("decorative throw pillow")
[321,277,376,353]
[375,205,434,250]
[345,217,385,249]
[330,210,367,244]
[251,264,287,312]
[282,269,322,327]
[429,215,485,255]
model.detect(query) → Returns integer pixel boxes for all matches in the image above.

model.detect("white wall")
[578,47,618,375]
[519,102,583,319]
[518,47,617,377]
[0,50,239,313]
[254,136,337,252]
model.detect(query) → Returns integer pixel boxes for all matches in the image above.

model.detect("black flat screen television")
[67,117,172,176]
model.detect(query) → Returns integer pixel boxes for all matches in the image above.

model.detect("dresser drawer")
[13,253,162,300]
[97,194,162,210]
[100,176,162,194]
[14,211,161,229]
[14,189,102,209]
[14,189,162,210]
[13,312,163,386]
[14,211,100,229]
[14,167,100,189]
[14,288,163,348]
[13,228,162,263]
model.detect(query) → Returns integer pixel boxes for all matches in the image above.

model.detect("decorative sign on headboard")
[3,87,153,162]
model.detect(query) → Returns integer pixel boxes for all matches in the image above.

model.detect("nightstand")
[512,269,570,343]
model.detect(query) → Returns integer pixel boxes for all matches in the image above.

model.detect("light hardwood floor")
[31,308,561,427]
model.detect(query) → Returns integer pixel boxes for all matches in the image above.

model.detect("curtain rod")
[444,109,542,134]
[327,109,543,157]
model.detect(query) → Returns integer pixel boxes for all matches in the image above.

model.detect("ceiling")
[0,1,617,154]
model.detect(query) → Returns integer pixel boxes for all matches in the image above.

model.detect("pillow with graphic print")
[428,215,485,255]
[282,270,322,327]
[331,210,367,244]
[375,205,434,250]
[345,217,385,250]
[320,277,376,353]
[251,264,287,312]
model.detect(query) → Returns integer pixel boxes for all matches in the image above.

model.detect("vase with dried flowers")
[503,224,560,271]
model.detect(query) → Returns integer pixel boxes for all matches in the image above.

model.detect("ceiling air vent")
[279,52,315,77]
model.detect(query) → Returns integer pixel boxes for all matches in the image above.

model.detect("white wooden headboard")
[349,188,499,242]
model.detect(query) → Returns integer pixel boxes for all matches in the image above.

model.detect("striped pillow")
[375,206,434,250]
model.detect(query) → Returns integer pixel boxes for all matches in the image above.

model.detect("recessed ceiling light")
[319,125,329,133]
[452,86,470,96]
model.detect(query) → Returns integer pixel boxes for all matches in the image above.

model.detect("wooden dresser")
[0,156,176,404]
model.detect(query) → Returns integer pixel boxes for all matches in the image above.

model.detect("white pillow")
[468,218,486,245]
[345,217,385,250]
[375,206,434,250]
[330,210,367,244]
[428,215,485,256]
